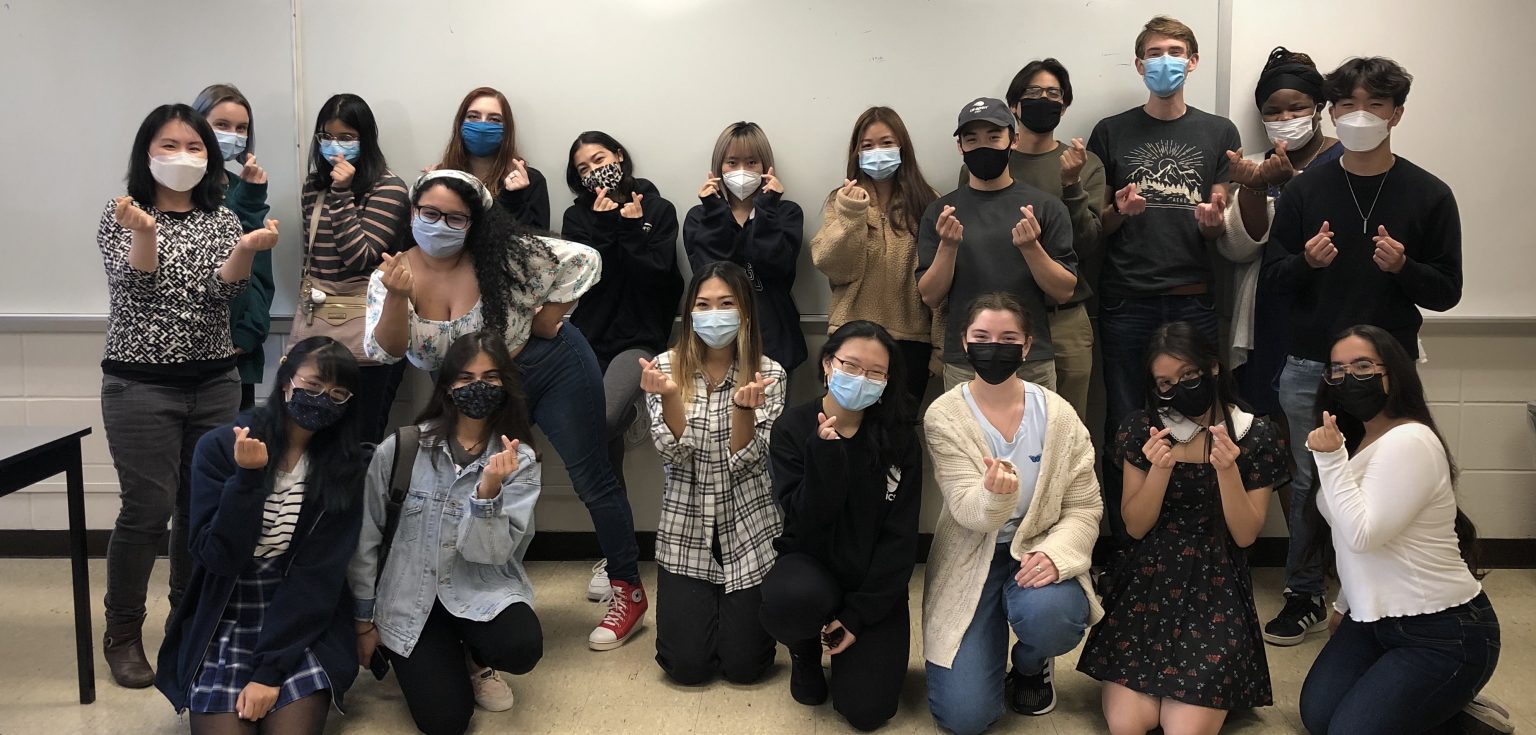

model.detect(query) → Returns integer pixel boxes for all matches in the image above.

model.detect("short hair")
[964,292,1032,338]
[125,103,225,213]
[1006,58,1074,108]
[1323,57,1413,107]
[1135,15,1198,58]
[710,121,775,200]
[192,83,254,160]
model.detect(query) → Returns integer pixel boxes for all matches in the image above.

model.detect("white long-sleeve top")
[1313,423,1481,622]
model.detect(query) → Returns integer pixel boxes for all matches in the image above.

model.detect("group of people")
[89,13,1501,735]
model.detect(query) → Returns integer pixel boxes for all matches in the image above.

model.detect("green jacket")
[223,169,274,385]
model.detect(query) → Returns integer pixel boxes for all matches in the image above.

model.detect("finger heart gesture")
[982,456,1019,495]
[1307,411,1345,453]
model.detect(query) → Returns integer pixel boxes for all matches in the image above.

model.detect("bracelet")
[1239,183,1269,195]
[731,400,758,412]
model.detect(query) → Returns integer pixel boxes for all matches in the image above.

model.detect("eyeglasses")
[831,355,889,383]
[416,205,471,231]
[290,377,353,404]
[315,132,360,143]
[1325,360,1387,385]
[1021,86,1065,102]
[1156,372,1204,396]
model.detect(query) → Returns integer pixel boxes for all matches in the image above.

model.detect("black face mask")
[962,145,1011,181]
[966,342,1025,385]
[450,380,508,420]
[1159,376,1215,419]
[1014,98,1064,134]
[1330,374,1388,422]
[286,391,345,432]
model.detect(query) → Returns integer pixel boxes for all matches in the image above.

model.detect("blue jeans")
[927,544,1091,735]
[516,324,640,585]
[1278,355,1325,597]
[1301,593,1500,735]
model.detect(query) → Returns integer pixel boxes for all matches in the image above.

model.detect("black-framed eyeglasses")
[1156,372,1204,396]
[416,205,472,231]
[831,355,889,383]
[1021,86,1065,102]
[1325,360,1387,385]
[315,132,360,143]
[290,377,353,404]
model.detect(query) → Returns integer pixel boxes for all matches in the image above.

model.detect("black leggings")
[189,692,329,735]
[385,601,543,735]
[654,567,776,686]
[759,553,910,732]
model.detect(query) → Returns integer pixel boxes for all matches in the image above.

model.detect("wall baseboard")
[2,531,1532,569]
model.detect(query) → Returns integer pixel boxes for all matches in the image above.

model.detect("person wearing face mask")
[917,98,1079,396]
[640,262,787,687]
[810,107,940,403]
[97,103,279,689]
[299,93,411,445]
[1298,326,1501,735]
[922,294,1100,733]
[1260,57,1463,649]
[1078,322,1285,735]
[194,83,275,411]
[156,338,366,734]
[684,121,808,373]
[350,333,544,733]
[759,321,921,731]
[434,86,550,230]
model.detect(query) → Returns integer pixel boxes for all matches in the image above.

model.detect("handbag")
[289,193,378,365]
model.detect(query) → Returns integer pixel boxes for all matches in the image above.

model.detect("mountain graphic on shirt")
[1126,140,1205,207]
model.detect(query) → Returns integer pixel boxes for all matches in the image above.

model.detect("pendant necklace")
[1345,165,1390,235]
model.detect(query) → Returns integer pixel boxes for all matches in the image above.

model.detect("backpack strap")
[376,425,421,585]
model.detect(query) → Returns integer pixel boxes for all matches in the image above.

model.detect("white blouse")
[1313,423,1481,622]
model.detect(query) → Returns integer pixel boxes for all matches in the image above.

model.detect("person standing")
[433,86,550,230]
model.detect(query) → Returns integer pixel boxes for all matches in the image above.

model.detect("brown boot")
[103,617,155,688]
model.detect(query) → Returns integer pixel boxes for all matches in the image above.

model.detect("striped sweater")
[300,172,410,283]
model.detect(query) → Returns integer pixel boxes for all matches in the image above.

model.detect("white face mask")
[149,152,209,192]
[1333,110,1391,152]
[721,170,762,200]
[1262,115,1315,149]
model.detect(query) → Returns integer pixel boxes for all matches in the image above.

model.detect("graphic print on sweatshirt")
[1125,140,1206,208]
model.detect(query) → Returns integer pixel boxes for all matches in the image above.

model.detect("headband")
[413,168,495,211]
[1254,63,1325,111]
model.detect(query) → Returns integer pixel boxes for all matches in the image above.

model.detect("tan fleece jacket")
[809,186,933,342]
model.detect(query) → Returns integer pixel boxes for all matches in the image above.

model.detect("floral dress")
[1077,408,1287,709]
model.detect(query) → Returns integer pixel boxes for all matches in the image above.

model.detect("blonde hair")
[710,121,776,203]
[1135,15,1198,58]
[670,262,764,404]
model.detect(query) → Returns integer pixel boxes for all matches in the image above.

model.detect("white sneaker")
[1463,692,1515,733]
[470,665,515,712]
[587,559,611,602]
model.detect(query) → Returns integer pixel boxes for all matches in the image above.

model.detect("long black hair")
[249,337,366,513]
[306,93,389,199]
[125,104,225,212]
[818,320,917,472]
[409,175,553,336]
[565,130,639,205]
[415,331,535,463]
[1304,325,1482,575]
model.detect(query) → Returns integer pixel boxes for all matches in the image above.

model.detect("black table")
[0,426,95,704]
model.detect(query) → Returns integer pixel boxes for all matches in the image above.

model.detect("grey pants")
[601,348,651,491]
[101,370,240,625]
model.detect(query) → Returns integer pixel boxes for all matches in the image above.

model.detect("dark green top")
[223,169,273,385]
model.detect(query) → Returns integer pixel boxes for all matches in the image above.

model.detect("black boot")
[104,616,155,688]
[788,640,827,706]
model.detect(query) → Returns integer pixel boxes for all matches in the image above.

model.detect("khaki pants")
[1047,304,1094,424]
[942,358,1057,392]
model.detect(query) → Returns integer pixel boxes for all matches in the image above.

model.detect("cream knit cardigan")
[921,383,1105,669]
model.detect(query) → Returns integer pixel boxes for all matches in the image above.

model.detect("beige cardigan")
[809,186,933,342]
[921,383,1104,668]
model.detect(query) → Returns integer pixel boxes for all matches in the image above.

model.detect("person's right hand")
[378,252,414,299]
[233,426,268,470]
[1304,220,1337,269]
[1307,411,1345,453]
[698,171,721,199]
[1225,149,1267,190]
[503,158,530,192]
[592,187,619,213]
[936,205,964,248]
[982,457,1019,495]
[355,621,381,667]
[239,154,267,185]
[620,193,645,219]
[479,435,522,496]
[1328,609,1343,636]
[638,357,679,397]
[1142,426,1175,469]
[1114,183,1147,216]
[816,412,841,441]
[330,155,355,189]
[113,196,156,233]
[839,178,869,203]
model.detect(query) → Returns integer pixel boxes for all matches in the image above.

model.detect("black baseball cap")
[953,96,1015,136]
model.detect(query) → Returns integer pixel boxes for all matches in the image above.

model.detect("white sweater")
[1313,423,1481,622]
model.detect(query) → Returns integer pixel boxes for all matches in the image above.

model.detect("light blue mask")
[858,147,902,181]
[1142,54,1189,98]
[411,215,467,258]
[828,367,886,411]
[693,308,741,349]
[319,139,361,162]
[215,130,247,161]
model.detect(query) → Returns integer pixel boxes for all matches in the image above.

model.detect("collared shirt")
[647,351,786,592]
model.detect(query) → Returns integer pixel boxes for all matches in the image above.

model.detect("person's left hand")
[239,219,280,252]
[240,154,267,185]
[503,158,530,192]
[822,619,855,655]
[1014,551,1059,588]
[1373,225,1407,273]
[760,166,784,195]
[1195,189,1229,228]
[1209,423,1241,471]
[620,193,645,219]
[236,681,279,721]
[1060,138,1086,187]
[1011,205,1042,252]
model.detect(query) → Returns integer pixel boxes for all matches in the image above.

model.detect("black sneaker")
[788,641,827,706]
[1007,658,1056,716]
[1263,590,1328,646]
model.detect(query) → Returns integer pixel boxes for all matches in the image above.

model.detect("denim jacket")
[347,426,540,657]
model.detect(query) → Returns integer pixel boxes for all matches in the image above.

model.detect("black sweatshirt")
[563,178,683,364]
[769,400,921,637]
[1262,156,1462,361]
[684,190,807,371]
[497,165,552,231]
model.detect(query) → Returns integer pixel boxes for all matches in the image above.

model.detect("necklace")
[1344,164,1390,235]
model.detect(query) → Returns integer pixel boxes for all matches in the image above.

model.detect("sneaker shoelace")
[600,588,630,627]
[591,559,607,576]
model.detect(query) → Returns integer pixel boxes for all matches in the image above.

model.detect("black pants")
[239,383,256,411]
[894,339,933,403]
[354,361,408,445]
[759,553,909,731]
[655,567,776,686]
[385,601,543,735]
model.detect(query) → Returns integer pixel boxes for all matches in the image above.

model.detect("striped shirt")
[301,172,410,283]
[255,457,308,559]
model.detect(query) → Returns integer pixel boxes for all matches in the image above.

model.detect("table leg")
[66,441,96,705]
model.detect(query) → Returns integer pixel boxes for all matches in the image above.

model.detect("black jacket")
[497,165,552,231]
[684,190,807,371]
[769,400,921,636]
[562,177,683,364]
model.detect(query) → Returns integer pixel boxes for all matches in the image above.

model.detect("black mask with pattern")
[450,380,507,420]
[579,162,624,193]
[286,390,345,432]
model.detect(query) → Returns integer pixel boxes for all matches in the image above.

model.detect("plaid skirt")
[188,556,332,714]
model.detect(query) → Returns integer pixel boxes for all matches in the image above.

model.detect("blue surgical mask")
[858,147,902,181]
[828,367,886,411]
[319,139,361,162]
[215,130,247,161]
[412,215,467,258]
[460,121,504,157]
[1142,55,1189,98]
[692,308,741,349]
